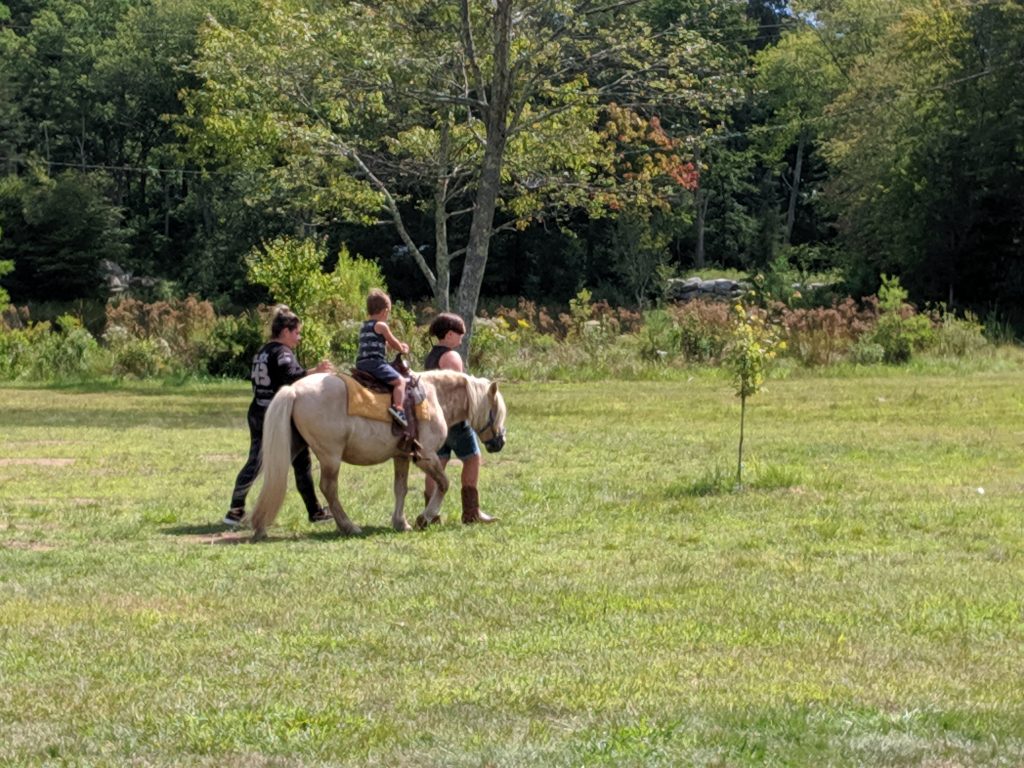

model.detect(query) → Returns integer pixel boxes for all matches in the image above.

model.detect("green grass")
[1,369,1022,766]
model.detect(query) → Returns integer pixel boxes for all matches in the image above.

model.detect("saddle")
[348,355,425,454]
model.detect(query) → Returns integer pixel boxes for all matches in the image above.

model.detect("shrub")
[246,237,384,362]
[104,296,216,361]
[0,315,104,381]
[197,311,265,378]
[0,323,51,379]
[776,298,877,366]
[927,306,989,358]
[674,301,732,362]
[639,308,682,361]
[112,338,170,378]
[862,275,932,364]
[468,317,523,375]
[0,258,12,307]
[849,338,886,365]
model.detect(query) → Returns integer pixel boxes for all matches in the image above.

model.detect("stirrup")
[388,405,408,428]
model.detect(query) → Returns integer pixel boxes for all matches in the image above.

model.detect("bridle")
[478,407,506,452]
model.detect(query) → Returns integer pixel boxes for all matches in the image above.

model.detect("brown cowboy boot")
[461,486,497,524]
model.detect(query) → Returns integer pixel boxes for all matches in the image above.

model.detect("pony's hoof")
[251,529,268,542]
[393,520,413,532]
[338,523,362,536]
[414,514,442,530]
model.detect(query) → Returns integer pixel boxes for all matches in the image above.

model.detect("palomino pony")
[250,369,507,540]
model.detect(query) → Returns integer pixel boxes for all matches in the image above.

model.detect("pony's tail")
[250,386,297,539]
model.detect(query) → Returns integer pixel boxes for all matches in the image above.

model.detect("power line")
[2,0,1016,59]
[3,51,1020,179]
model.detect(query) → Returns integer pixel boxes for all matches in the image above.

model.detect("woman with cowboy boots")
[422,312,496,525]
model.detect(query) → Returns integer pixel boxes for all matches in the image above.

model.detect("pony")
[249,369,507,540]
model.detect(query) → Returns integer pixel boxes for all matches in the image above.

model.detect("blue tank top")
[357,320,386,362]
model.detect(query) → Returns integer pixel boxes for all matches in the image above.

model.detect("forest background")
[0,0,1022,378]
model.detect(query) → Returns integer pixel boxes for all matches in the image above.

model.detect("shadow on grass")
[161,522,412,543]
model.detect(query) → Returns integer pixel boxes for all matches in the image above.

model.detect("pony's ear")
[488,381,499,397]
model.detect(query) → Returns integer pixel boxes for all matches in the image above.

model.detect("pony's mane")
[418,369,487,423]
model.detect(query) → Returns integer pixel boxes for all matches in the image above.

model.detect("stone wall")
[665,277,748,303]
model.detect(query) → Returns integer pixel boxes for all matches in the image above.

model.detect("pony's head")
[475,380,506,453]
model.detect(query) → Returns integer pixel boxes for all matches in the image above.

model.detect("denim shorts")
[355,358,401,384]
[439,420,480,460]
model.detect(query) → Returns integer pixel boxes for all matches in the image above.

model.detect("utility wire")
[4,50,1020,176]
[2,0,1017,58]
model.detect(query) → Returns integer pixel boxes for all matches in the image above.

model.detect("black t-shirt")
[250,341,307,407]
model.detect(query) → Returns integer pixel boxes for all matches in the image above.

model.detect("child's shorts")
[356,359,402,384]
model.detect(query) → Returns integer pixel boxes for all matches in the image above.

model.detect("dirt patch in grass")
[201,454,239,462]
[2,539,56,552]
[18,498,98,507]
[0,458,76,466]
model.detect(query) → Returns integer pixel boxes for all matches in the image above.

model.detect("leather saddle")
[350,355,422,452]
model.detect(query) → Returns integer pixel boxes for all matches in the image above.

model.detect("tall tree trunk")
[785,130,806,245]
[433,120,452,312]
[694,143,707,269]
[455,0,513,351]
[736,394,746,488]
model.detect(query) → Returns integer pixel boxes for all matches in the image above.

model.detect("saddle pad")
[338,373,432,423]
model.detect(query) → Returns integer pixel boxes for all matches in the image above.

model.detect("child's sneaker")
[223,507,245,527]
[388,405,408,428]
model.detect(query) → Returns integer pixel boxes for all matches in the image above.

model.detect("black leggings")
[230,403,320,515]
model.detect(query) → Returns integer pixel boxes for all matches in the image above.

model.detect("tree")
[0,170,130,300]
[0,224,11,307]
[185,0,730,342]
[806,0,1024,313]
[753,22,842,246]
[725,302,781,488]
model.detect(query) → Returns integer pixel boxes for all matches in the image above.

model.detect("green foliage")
[727,304,781,400]
[639,309,681,361]
[595,209,671,308]
[752,252,800,306]
[982,309,1017,346]
[246,237,384,362]
[725,303,783,486]
[865,275,933,364]
[0,222,9,306]
[196,311,264,378]
[0,315,104,381]
[467,318,524,374]
[640,301,733,363]
[0,172,131,301]
[0,258,11,307]
[928,307,989,359]
[106,334,173,379]
[819,1,1024,311]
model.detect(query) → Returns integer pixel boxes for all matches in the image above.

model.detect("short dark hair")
[428,312,466,339]
[367,288,391,315]
[270,305,300,338]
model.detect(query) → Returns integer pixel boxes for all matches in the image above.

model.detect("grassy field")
[1,367,1022,767]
